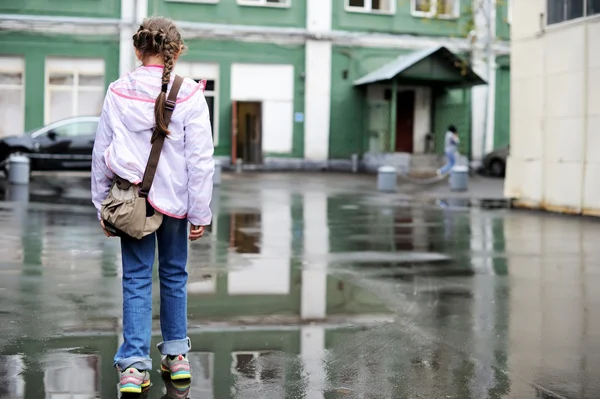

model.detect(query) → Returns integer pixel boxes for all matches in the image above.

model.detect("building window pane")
[77,89,104,116]
[415,0,433,13]
[349,0,365,6]
[547,0,584,24]
[45,58,105,124]
[589,0,600,15]
[413,0,458,17]
[49,91,75,122]
[0,57,25,138]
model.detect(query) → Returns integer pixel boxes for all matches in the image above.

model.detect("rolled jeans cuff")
[157,337,191,356]
[114,356,152,372]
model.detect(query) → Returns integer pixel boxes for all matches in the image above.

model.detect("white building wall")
[304,0,333,161]
[505,0,600,214]
[231,63,295,154]
[470,0,497,165]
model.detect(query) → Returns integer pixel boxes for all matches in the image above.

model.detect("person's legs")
[156,216,191,356]
[438,151,456,175]
[114,233,156,373]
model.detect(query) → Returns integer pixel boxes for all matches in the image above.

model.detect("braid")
[132,17,185,143]
[160,42,177,93]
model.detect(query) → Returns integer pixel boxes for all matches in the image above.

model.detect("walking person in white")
[437,125,460,176]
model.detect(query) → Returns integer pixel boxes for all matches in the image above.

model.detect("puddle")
[0,174,598,398]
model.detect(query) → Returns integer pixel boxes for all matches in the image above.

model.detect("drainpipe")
[389,79,398,153]
[480,0,494,163]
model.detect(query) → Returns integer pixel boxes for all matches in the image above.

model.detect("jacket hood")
[108,65,205,133]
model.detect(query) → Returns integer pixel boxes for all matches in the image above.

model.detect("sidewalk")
[0,171,507,207]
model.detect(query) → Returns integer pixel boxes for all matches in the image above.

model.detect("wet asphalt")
[0,173,598,399]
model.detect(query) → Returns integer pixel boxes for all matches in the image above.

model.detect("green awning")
[353,46,486,88]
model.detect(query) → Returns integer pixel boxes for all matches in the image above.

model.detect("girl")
[91,17,214,393]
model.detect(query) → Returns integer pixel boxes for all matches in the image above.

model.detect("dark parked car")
[481,145,509,177]
[0,116,99,173]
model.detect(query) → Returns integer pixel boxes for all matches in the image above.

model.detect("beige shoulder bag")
[100,75,184,240]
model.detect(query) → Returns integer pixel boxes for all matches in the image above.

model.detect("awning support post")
[389,79,397,152]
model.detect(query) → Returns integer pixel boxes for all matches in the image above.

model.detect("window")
[589,0,600,15]
[45,58,105,124]
[412,0,459,18]
[0,57,25,138]
[237,0,291,7]
[52,120,99,138]
[346,0,395,14]
[547,0,600,24]
[174,62,219,145]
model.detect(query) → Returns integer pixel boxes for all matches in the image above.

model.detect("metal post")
[389,79,398,153]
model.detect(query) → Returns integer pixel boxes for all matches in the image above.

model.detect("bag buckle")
[165,99,176,111]
[138,187,149,197]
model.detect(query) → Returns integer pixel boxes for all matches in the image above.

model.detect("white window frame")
[345,0,396,14]
[44,58,105,125]
[164,0,219,4]
[0,56,25,138]
[237,0,292,8]
[174,62,220,146]
[411,0,460,19]
[507,0,512,24]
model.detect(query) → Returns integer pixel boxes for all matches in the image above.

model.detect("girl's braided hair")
[133,17,186,143]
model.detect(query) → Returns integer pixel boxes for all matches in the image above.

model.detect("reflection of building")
[0,0,510,169]
[505,0,600,214]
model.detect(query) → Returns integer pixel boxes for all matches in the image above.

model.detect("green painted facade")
[148,0,306,28]
[496,0,511,40]
[332,0,474,37]
[0,32,120,132]
[0,0,121,19]
[180,39,306,158]
[494,55,511,149]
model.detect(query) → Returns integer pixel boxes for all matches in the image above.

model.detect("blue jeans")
[114,216,191,371]
[439,151,456,175]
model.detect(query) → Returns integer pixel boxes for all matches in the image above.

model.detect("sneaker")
[120,367,151,394]
[161,355,191,380]
[162,373,191,399]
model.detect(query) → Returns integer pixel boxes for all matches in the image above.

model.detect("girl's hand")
[189,225,205,241]
[100,220,114,237]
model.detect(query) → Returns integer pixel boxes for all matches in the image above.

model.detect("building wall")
[178,39,305,159]
[148,0,306,28]
[0,0,121,18]
[505,0,600,214]
[0,32,119,134]
[332,0,473,37]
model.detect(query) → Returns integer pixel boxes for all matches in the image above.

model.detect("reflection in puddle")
[0,175,599,398]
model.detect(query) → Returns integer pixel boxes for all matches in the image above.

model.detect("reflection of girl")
[437,125,459,176]
[91,17,214,394]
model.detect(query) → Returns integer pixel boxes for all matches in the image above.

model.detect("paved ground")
[0,172,598,398]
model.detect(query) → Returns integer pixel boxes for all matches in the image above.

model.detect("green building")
[0,0,510,171]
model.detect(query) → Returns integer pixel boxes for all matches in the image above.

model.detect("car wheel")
[489,159,505,178]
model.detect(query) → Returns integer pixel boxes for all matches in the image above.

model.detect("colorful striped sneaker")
[119,367,151,394]
[161,355,192,380]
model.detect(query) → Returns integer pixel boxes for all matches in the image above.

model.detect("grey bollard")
[236,159,243,174]
[213,159,222,186]
[8,155,30,185]
[377,166,397,192]
[351,154,358,173]
[7,183,29,203]
[449,165,469,192]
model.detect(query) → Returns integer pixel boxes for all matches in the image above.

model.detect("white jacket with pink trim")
[91,65,215,226]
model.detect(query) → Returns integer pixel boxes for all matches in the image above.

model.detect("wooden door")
[395,91,415,153]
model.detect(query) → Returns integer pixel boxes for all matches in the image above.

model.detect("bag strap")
[139,75,184,197]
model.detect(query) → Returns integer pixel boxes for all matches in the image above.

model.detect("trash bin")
[449,165,468,192]
[377,166,397,192]
[213,159,222,186]
[8,155,30,185]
